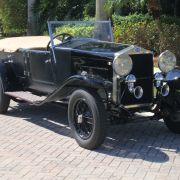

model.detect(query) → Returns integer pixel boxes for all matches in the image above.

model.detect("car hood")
[60,39,128,54]
[60,38,151,59]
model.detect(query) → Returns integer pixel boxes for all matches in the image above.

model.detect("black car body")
[0,21,179,149]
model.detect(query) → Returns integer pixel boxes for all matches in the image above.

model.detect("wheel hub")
[77,114,83,124]
[74,99,94,140]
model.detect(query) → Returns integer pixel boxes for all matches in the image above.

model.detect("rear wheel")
[0,77,10,113]
[68,89,107,150]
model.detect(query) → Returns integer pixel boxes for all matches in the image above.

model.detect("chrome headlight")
[113,54,133,76]
[158,50,176,73]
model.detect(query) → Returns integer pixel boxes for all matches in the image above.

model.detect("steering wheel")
[47,33,73,50]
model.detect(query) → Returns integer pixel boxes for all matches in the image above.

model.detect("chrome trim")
[134,86,144,99]
[126,74,136,83]
[113,54,133,77]
[161,83,170,97]
[124,103,153,109]
[158,50,176,73]
[112,73,120,104]
[126,74,136,93]
[166,69,180,81]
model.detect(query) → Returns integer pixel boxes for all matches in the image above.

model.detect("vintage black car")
[0,21,179,149]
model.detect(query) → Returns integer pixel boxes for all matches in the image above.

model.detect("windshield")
[48,21,114,48]
[59,39,129,53]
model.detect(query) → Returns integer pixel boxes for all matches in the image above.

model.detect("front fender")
[39,75,112,105]
[166,68,180,89]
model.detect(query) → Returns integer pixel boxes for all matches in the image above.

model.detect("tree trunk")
[147,0,162,34]
[147,0,164,53]
[27,0,38,35]
[174,0,180,17]
[147,0,161,20]
[96,0,107,21]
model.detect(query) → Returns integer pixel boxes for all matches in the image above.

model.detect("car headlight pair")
[113,50,176,76]
[158,50,176,73]
[113,54,133,76]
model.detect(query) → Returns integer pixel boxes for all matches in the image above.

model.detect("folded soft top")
[0,36,51,52]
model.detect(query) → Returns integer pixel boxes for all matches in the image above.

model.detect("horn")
[161,84,170,97]
[134,86,144,99]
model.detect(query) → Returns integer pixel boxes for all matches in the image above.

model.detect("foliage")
[113,14,153,25]
[83,0,95,18]
[34,0,90,33]
[0,0,27,35]
[105,0,180,19]
[55,25,94,38]
[105,0,148,17]
[160,0,180,17]
[160,15,180,26]
[112,14,180,62]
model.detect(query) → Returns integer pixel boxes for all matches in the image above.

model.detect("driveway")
[0,101,180,180]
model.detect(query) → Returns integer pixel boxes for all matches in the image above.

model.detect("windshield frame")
[47,21,114,63]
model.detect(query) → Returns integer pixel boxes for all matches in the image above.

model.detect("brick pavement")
[0,101,180,180]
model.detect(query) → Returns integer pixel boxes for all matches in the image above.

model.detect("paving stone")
[0,101,180,179]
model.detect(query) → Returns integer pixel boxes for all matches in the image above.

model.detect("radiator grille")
[120,53,154,105]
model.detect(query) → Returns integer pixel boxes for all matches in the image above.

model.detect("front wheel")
[164,111,180,134]
[164,92,180,134]
[68,89,108,150]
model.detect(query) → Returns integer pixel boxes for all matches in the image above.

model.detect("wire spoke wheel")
[68,89,108,150]
[74,99,93,140]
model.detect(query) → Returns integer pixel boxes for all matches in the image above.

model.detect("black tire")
[164,93,180,134]
[68,89,107,150]
[0,77,10,114]
[164,112,180,134]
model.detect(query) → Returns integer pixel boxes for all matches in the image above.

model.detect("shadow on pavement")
[6,102,180,163]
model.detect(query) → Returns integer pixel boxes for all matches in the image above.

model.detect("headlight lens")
[113,54,133,76]
[158,50,176,73]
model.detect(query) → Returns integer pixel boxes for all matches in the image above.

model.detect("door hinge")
[24,71,30,77]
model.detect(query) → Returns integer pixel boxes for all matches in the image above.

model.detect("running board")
[4,91,46,104]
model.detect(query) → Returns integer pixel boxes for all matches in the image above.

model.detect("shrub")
[34,0,91,33]
[112,14,180,65]
[0,0,27,35]
[55,25,94,38]
[160,15,180,26]
[113,14,153,25]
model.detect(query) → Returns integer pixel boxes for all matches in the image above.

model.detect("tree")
[147,0,161,19]
[33,0,90,33]
[0,0,27,35]
[27,0,38,35]
[174,0,180,17]
[105,0,148,17]
[147,0,162,34]
[95,0,107,20]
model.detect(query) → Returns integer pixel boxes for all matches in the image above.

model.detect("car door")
[27,50,56,94]
[53,47,72,85]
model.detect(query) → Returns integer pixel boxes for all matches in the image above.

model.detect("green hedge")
[0,0,27,35]
[113,14,153,25]
[112,14,180,64]
[55,25,94,38]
